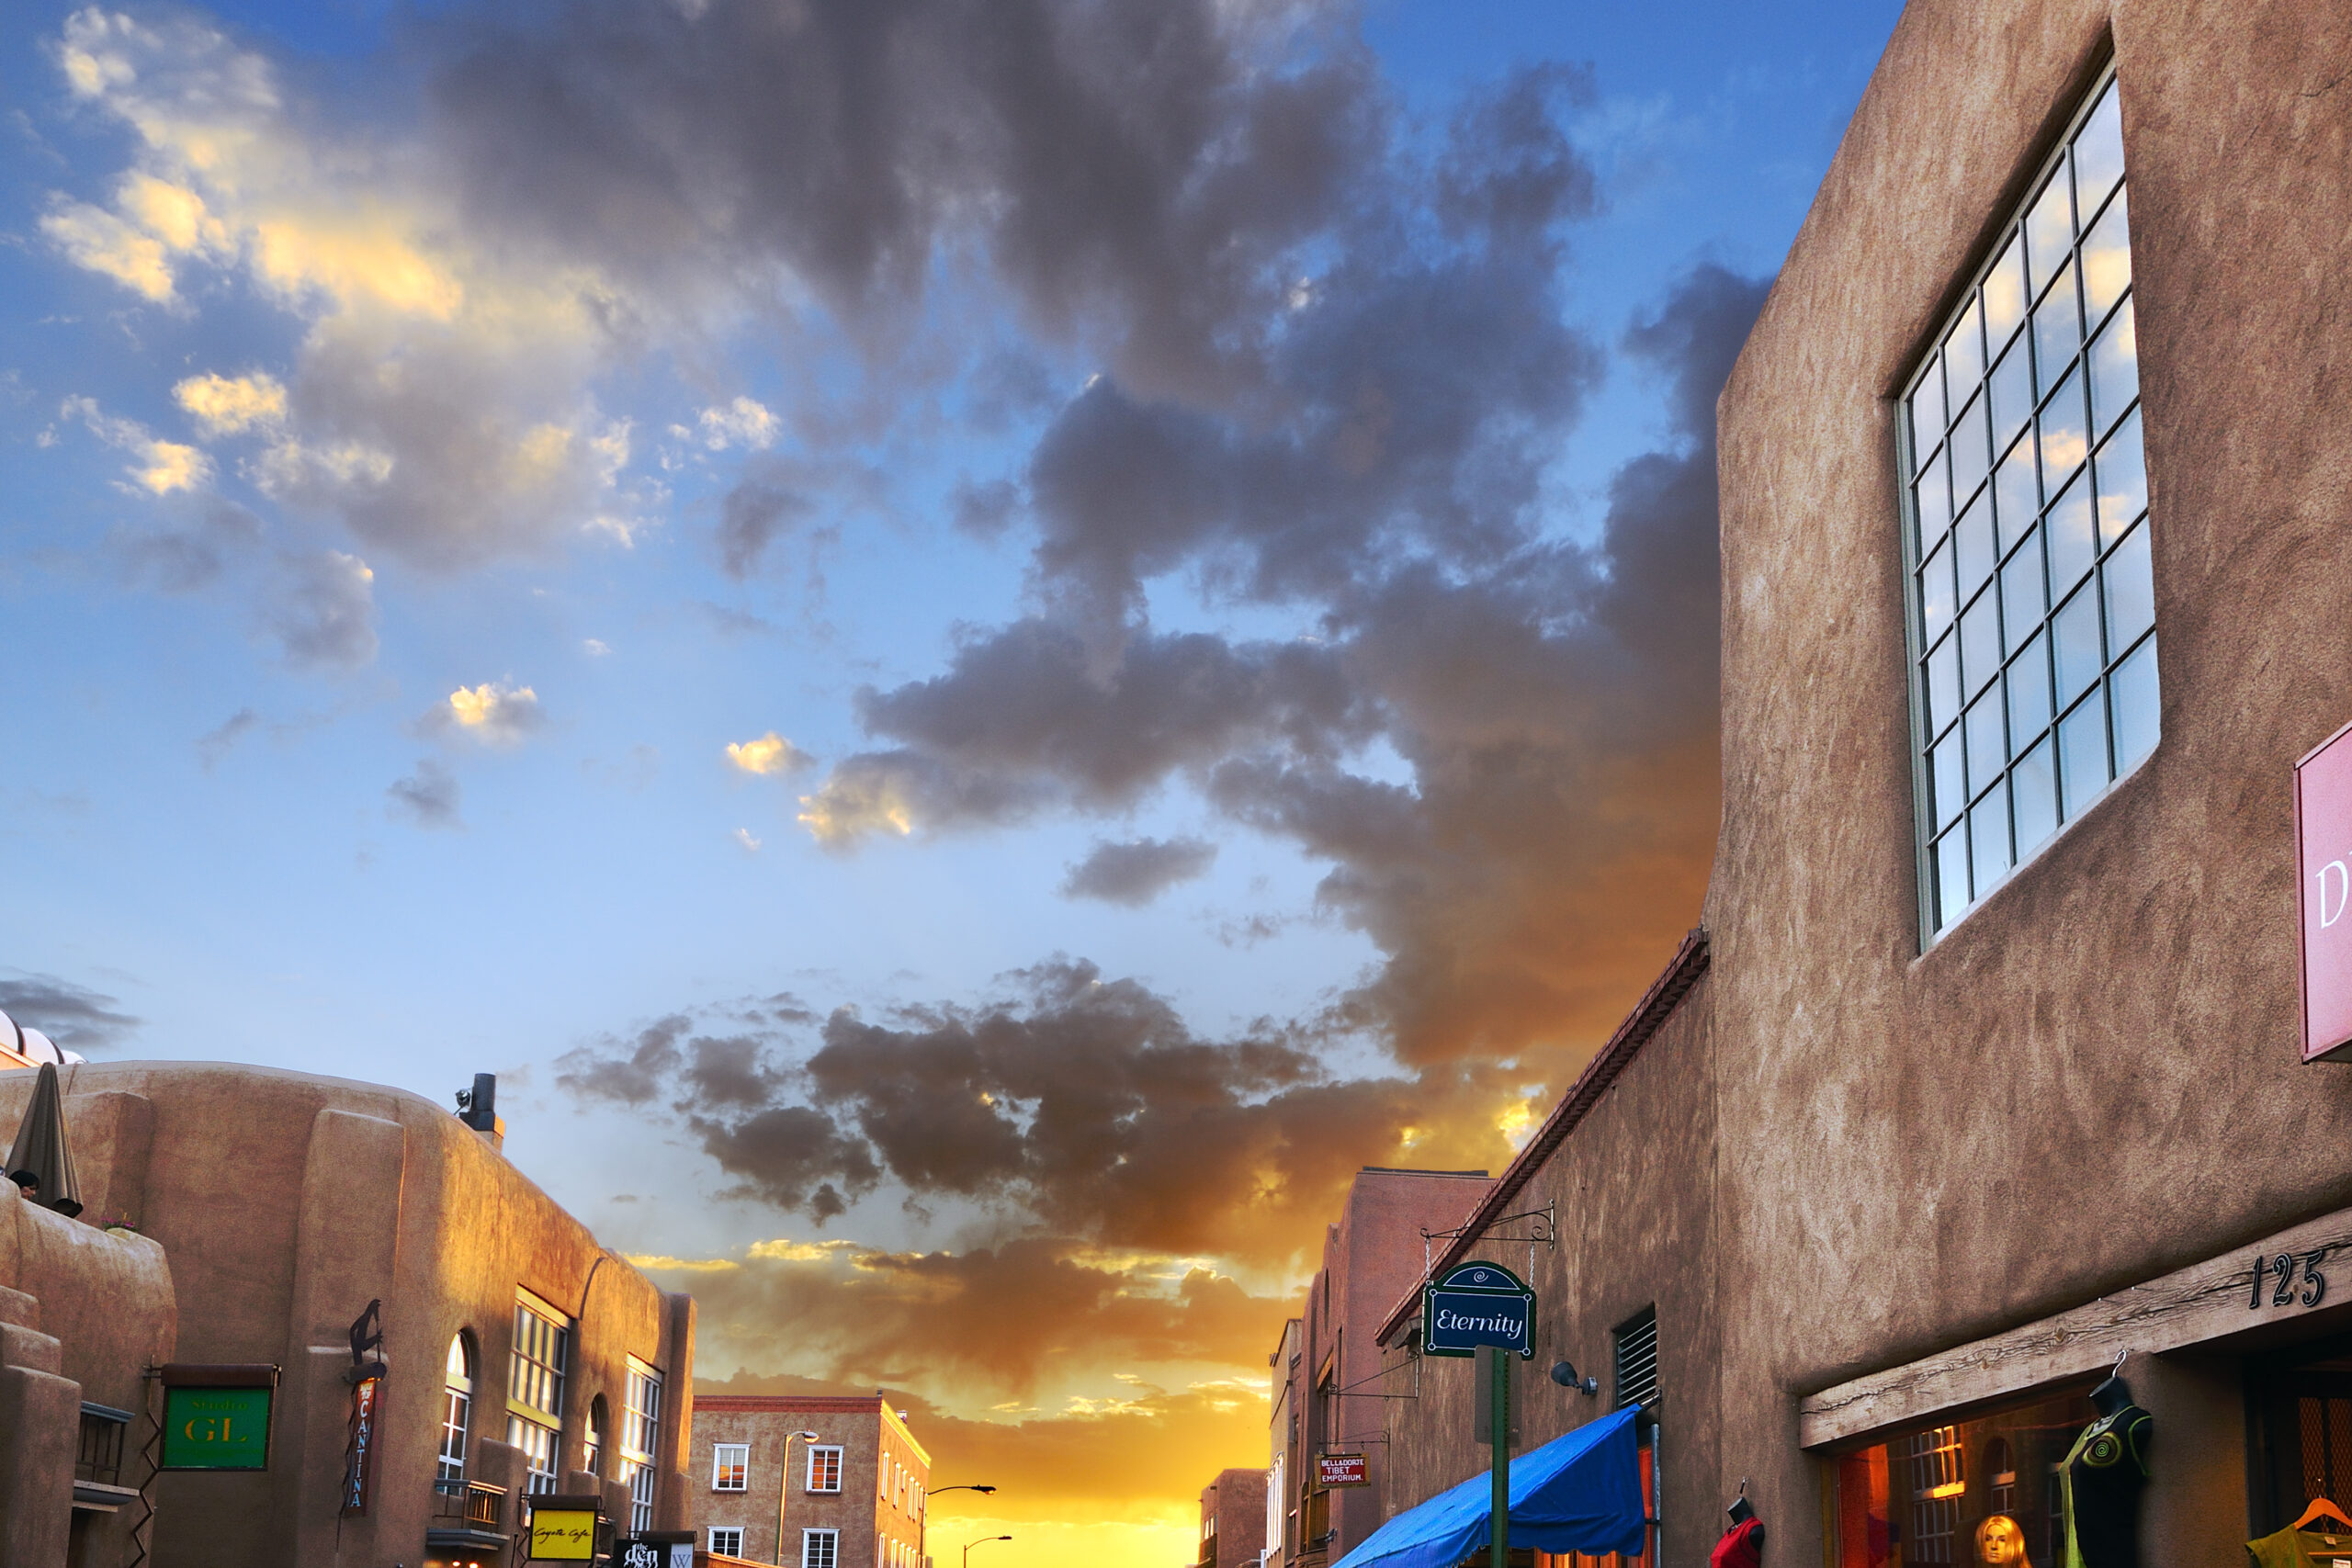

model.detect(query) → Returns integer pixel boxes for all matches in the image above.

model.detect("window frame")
[806,1444,843,1494]
[712,1441,751,1492]
[802,1527,841,1568]
[620,1358,662,1532]
[710,1526,746,1556]
[1898,57,2152,948]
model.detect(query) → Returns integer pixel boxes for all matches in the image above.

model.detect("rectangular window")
[1612,1307,1659,1410]
[506,1414,560,1494]
[437,1385,469,1483]
[1905,68,2152,938]
[620,1359,662,1532]
[710,1527,745,1555]
[1828,1386,2099,1568]
[713,1442,750,1491]
[509,1290,569,1426]
[801,1531,838,1568]
[807,1445,843,1493]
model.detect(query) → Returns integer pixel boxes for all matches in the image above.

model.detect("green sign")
[162,1384,273,1470]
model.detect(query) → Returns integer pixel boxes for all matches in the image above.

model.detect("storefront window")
[2249,1337,2352,1544]
[1829,1387,2098,1568]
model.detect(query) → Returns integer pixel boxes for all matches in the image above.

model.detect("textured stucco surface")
[1709,0,2352,1560]
[1373,976,1719,1567]
[0,1060,697,1566]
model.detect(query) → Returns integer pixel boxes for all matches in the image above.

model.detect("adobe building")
[1264,1318,1302,1568]
[0,1059,698,1567]
[1271,1167,1491,1567]
[1193,1466,1268,1568]
[1343,4,2352,1568]
[689,1393,931,1568]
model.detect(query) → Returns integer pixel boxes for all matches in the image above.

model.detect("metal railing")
[76,1403,131,1486]
[432,1477,506,1530]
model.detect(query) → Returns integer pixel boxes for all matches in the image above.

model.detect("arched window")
[585,1394,608,1478]
[438,1332,476,1483]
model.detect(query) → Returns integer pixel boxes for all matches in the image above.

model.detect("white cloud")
[724,731,812,776]
[431,680,543,743]
[61,395,212,495]
[582,637,611,657]
[174,371,286,435]
[697,396,779,451]
[42,9,639,568]
[733,827,762,853]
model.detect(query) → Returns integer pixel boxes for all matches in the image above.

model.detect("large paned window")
[710,1527,745,1555]
[807,1445,842,1493]
[1905,70,2153,937]
[803,1529,840,1568]
[1829,1387,2098,1568]
[507,1289,569,1495]
[621,1360,663,1532]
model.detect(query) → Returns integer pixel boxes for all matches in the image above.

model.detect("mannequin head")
[1978,1513,2030,1568]
[2090,1371,2134,1416]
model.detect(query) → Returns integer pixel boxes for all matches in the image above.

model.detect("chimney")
[456,1073,505,1152]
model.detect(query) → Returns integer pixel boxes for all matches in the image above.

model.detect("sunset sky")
[0,2,1898,1562]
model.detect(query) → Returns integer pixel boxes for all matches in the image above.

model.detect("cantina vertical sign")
[2296,723,2352,1060]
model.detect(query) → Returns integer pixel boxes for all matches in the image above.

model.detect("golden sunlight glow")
[133,438,209,495]
[447,682,536,733]
[1496,1100,1537,1149]
[727,732,810,776]
[40,203,175,301]
[622,1255,741,1273]
[175,371,286,435]
[746,1238,862,1262]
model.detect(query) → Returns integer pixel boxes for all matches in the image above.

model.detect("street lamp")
[919,1482,997,1560]
[776,1428,821,1564]
[964,1534,1012,1568]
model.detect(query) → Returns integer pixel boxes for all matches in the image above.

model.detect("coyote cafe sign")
[1422,1260,1536,1359]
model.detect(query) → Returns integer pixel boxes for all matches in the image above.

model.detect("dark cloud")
[265,549,379,670]
[561,958,1510,1266]
[0,974,140,1053]
[104,502,264,594]
[1060,836,1217,905]
[386,758,462,829]
[949,477,1022,541]
[802,265,1767,1067]
[428,0,1382,402]
[196,708,260,770]
[717,477,812,580]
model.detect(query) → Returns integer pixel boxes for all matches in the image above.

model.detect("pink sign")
[2295,721,2352,1060]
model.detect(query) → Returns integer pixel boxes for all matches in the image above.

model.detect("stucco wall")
[0,1061,696,1566]
[1374,974,1719,1566]
[1712,0,2352,1561]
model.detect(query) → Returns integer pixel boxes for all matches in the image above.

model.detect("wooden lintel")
[1799,1204,2352,1449]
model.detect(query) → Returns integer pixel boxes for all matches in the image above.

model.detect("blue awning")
[1329,1405,1646,1568]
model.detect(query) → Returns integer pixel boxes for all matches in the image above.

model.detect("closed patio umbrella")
[6,1061,82,1218]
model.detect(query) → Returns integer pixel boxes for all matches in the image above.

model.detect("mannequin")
[2061,1359,2153,1568]
[1714,1484,1765,1568]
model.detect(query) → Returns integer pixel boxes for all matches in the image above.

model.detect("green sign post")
[1486,1346,1510,1568]
[161,1384,274,1470]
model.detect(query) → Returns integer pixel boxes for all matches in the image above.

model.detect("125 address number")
[2251,1249,2329,1310]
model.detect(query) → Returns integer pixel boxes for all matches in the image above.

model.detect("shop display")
[1713,1487,1764,1568]
[1830,1388,2097,1568]
[2058,1366,2152,1568]
[2246,1498,2352,1568]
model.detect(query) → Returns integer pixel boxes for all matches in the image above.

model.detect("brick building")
[1193,1466,1268,1568]
[1268,1167,1489,1568]
[691,1393,931,1568]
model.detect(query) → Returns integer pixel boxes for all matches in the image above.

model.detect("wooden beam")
[1800,1203,2352,1448]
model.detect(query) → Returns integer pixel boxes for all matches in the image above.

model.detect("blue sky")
[0,0,1898,1552]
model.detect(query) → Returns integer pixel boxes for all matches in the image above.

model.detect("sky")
[0,2,1900,1563]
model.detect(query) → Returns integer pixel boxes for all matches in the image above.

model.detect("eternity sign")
[1422,1259,1536,1359]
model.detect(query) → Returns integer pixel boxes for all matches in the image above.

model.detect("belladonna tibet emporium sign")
[2296,721,2352,1061]
[1421,1260,1535,1359]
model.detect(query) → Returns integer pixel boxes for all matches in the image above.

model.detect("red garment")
[1712,1517,1765,1568]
